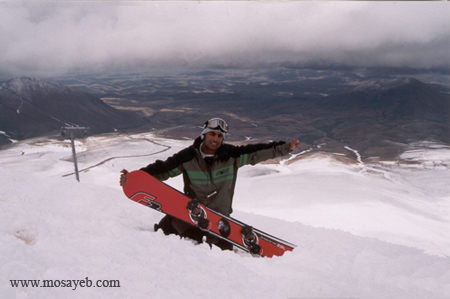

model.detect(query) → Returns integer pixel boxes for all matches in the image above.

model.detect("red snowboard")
[122,170,295,257]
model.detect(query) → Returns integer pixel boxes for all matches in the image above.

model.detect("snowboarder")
[120,118,300,250]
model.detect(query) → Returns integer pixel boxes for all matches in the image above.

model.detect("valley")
[51,69,450,161]
[2,68,449,163]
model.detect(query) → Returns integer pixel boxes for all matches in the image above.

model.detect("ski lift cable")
[0,100,60,131]
[88,137,126,170]
[0,83,81,128]
[1,84,126,173]
[61,135,127,177]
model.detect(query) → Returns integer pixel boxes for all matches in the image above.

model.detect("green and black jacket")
[140,137,291,216]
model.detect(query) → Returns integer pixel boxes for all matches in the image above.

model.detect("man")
[120,118,300,250]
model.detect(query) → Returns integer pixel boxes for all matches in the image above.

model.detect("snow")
[1,133,449,299]
[3,77,72,99]
[0,131,18,143]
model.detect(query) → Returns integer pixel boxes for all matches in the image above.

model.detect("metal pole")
[62,126,88,182]
[69,130,80,182]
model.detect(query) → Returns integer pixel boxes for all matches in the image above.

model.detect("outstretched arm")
[233,139,300,168]
[121,146,196,186]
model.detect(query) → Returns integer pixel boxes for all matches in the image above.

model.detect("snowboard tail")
[123,170,296,257]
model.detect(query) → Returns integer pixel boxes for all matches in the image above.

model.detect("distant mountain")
[5,73,447,161]
[0,77,148,145]
[309,77,450,158]
[324,77,450,121]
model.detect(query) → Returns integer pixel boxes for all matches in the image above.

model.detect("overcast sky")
[1,1,449,78]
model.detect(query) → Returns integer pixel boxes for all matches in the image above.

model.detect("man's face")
[202,131,224,154]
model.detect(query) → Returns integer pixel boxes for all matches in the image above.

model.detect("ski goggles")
[203,118,228,133]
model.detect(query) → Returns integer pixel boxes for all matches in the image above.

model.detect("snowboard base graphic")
[122,170,296,257]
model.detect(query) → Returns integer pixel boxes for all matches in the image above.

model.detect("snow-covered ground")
[1,133,449,299]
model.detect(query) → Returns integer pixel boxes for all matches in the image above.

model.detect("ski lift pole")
[69,130,80,182]
[62,127,89,182]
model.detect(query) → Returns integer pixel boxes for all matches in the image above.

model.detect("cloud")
[0,1,449,77]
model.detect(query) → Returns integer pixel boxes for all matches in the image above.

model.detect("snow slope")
[1,133,449,299]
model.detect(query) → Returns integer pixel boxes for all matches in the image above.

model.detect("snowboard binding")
[241,226,262,255]
[187,200,210,230]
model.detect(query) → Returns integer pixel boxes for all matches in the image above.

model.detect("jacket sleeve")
[140,147,196,181]
[230,141,292,168]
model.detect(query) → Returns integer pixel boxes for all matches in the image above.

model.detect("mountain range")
[311,76,450,159]
[326,77,449,120]
[0,77,148,145]
[1,73,448,162]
